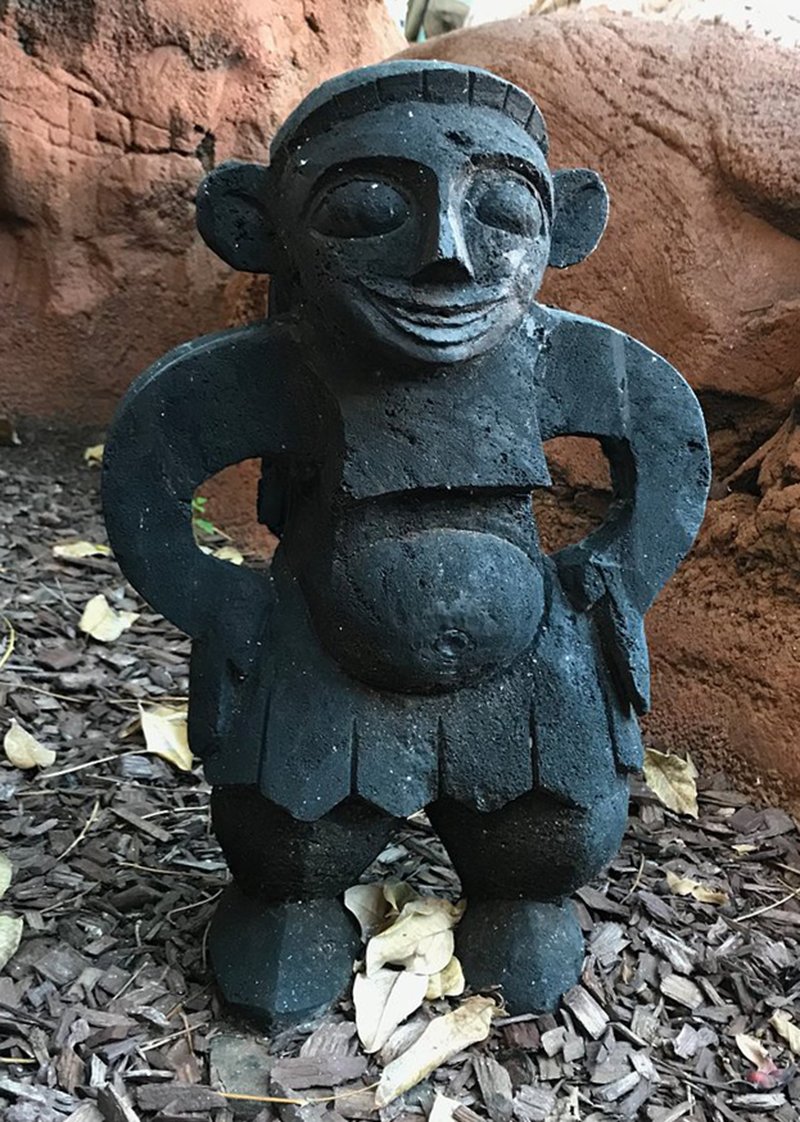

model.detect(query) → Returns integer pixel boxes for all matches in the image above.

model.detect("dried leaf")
[375,996,497,1106]
[79,594,139,642]
[383,880,418,914]
[214,544,244,565]
[643,748,698,817]
[771,1011,800,1055]
[354,967,428,1053]
[0,915,23,971]
[53,541,112,559]
[366,897,464,977]
[0,617,15,672]
[425,955,465,1000]
[736,1034,772,1069]
[139,703,193,772]
[0,854,11,900]
[3,719,57,769]
[199,544,245,565]
[428,1094,461,1122]
[736,1033,783,1087]
[345,884,391,941]
[665,870,729,905]
[83,443,104,465]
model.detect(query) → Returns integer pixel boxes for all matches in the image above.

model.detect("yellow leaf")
[735,1033,771,1070]
[214,544,244,565]
[732,844,758,855]
[0,915,23,971]
[138,703,193,772]
[771,1011,800,1055]
[3,720,56,769]
[425,955,465,1001]
[375,996,497,1107]
[666,870,729,906]
[643,748,698,817]
[383,880,418,915]
[354,968,428,1053]
[345,884,391,941]
[0,854,12,901]
[0,617,15,672]
[366,897,465,978]
[79,594,139,642]
[83,443,104,466]
[53,541,111,559]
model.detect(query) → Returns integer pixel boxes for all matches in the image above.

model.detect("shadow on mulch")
[1,433,799,1122]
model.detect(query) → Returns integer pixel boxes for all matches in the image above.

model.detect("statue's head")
[197,61,608,365]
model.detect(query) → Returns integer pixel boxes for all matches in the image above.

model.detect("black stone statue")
[103,61,710,1026]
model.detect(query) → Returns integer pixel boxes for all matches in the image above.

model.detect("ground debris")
[1,436,800,1122]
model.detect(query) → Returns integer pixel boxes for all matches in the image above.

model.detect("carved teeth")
[366,286,502,337]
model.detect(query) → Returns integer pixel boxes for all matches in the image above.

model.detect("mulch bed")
[1,432,799,1122]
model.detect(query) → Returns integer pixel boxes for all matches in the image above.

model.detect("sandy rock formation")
[464,0,800,50]
[0,0,400,421]
[407,17,800,809]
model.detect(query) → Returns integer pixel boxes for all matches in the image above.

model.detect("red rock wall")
[406,17,800,811]
[0,0,401,421]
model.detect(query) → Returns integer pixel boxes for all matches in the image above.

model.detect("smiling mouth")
[362,283,506,345]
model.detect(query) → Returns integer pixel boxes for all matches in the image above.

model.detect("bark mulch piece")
[1,434,799,1122]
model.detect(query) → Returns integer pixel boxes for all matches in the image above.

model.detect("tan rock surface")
[0,0,400,421]
[408,16,800,809]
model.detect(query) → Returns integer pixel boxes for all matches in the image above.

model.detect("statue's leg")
[428,779,629,1013]
[209,788,399,1027]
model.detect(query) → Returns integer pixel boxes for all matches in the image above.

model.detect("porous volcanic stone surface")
[0,0,400,421]
[405,16,800,809]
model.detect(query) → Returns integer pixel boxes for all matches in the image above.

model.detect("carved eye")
[311,179,411,239]
[471,177,543,238]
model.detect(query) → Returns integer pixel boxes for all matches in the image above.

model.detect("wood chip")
[473,1054,513,1122]
[96,1085,141,1122]
[659,974,704,1010]
[300,1021,359,1058]
[135,1083,227,1112]
[271,1056,368,1090]
[643,929,697,975]
[593,1071,640,1102]
[561,986,610,1040]
[729,1092,788,1111]
[513,1084,556,1122]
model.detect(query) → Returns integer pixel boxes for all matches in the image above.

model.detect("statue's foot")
[209,886,360,1029]
[455,898,584,1013]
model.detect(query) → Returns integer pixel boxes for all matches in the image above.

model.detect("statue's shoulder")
[534,305,625,354]
[531,306,687,395]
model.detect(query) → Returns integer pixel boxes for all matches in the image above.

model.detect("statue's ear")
[196,161,277,273]
[549,168,609,269]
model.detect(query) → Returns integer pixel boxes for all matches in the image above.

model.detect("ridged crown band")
[269,61,550,174]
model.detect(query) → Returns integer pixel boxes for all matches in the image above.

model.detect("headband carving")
[268,60,550,176]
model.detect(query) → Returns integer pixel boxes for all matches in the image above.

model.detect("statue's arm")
[537,309,711,713]
[102,320,305,667]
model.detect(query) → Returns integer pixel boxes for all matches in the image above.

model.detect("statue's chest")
[333,360,550,499]
[287,348,551,691]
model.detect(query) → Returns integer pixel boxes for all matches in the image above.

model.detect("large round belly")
[315,529,545,692]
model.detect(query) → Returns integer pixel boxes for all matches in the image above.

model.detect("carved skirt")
[189,552,642,822]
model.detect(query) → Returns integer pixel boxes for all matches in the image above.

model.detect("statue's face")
[280,104,552,365]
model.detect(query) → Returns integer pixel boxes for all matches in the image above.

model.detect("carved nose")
[415,207,475,284]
